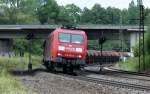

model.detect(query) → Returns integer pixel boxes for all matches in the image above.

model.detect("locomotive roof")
[55,28,85,34]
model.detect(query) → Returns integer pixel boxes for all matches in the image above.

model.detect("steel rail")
[74,75,150,91]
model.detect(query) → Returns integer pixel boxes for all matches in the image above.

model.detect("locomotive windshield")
[59,33,70,43]
[71,34,83,44]
[59,33,83,44]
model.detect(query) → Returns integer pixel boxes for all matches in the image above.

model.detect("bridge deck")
[0,25,147,31]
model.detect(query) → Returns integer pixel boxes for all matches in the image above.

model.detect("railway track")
[11,65,150,92]
[106,68,150,77]
[85,65,150,77]
[85,70,150,82]
[54,68,150,92]
[84,65,150,81]
[73,75,150,92]
[56,68,150,92]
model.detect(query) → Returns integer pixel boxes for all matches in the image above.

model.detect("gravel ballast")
[15,71,150,94]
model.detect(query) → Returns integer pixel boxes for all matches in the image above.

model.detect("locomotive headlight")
[57,53,62,56]
[77,55,82,58]
[58,46,65,51]
[76,48,82,52]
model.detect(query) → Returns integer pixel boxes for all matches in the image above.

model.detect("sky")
[56,0,150,9]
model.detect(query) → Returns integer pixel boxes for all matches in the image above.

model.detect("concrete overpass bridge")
[0,24,147,56]
[0,25,147,38]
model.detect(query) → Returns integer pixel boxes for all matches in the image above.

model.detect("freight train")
[43,27,87,73]
[86,50,130,64]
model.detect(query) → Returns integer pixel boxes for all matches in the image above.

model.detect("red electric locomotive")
[43,27,87,73]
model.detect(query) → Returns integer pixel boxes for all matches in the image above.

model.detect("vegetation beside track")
[116,15,150,72]
[0,55,42,70]
[115,55,150,72]
[0,56,42,94]
[0,69,27,94]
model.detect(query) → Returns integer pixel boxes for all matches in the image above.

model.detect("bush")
[118,15,150,72]
[116,55,150,72]
[0,56,42,70]
[132,43,139,57]
[13,39,44,56]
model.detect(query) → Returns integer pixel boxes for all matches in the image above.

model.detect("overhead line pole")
[139,4,145,72]
[140,5,145,71]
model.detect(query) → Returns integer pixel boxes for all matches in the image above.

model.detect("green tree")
[145,8,150,25]
[37,0,59,24]
[80,7,93,24]
[31,39,44,55]
[91,4,106,24]
[106,7,121,24]
[128,0,139,25]
[13,39,44,55]
[121,9,129,25]
[13,39,28,55]
[57,6,71,24]
[0,0,39,24]
[81,4,122,25]
[65,4,81,23]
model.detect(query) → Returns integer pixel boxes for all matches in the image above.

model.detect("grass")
[0,69,27,94]
[0,55,42,94]
[0,55,42,70]
[115,55,150,72]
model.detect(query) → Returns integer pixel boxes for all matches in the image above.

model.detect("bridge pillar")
[130,32,140,57]
[0,39,13,57]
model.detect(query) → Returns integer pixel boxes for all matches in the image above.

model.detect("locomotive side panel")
[49,31,58,62]
[83,32,87,61]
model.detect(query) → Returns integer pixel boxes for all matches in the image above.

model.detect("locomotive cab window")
[59,33,70,43]
[71,34,83,44]
[58,33,83,44]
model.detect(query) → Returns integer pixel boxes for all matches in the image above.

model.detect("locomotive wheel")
[69,65,74,73]
[63,64,67,73]
[44,61,49,70]
[50,63,57,73]
[44,61,54,72]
